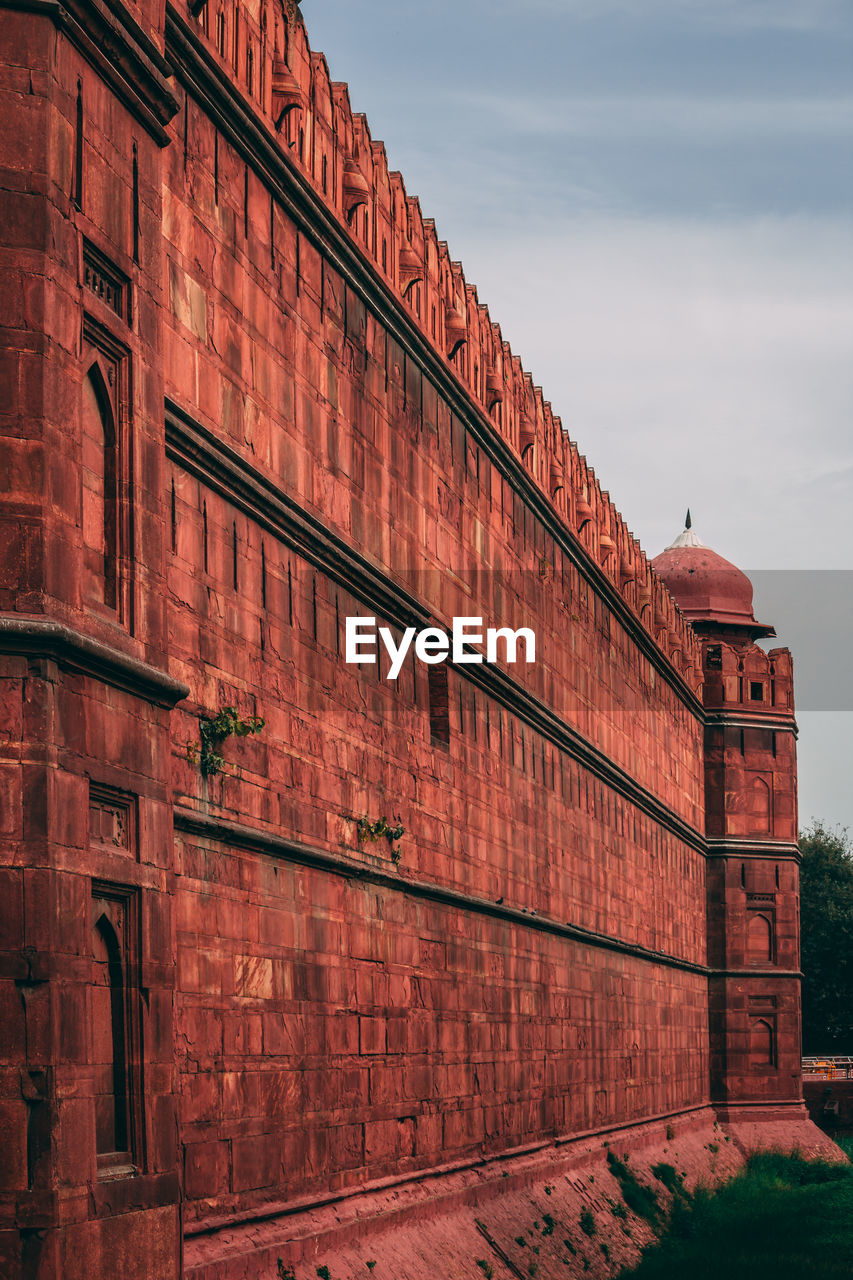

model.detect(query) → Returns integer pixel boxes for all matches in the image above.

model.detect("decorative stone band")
[0,616,190,708]
[174,807,709,974]
[166,403,707,855]
[173,809,804,986]
[704,712,798,733]
[705,838,801,861]
[3,0,179,144]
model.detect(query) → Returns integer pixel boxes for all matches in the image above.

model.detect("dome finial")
[665,515,705,551]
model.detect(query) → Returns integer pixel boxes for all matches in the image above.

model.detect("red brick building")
[0,1,834,1276]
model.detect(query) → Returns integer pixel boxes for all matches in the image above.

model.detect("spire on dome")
[665,511,704,551]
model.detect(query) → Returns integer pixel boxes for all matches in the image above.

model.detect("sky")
[301,0,853,833]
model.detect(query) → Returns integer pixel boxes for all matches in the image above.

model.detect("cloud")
[478,0,850,32]
[453,215,853,569]
[300,0,853,832]
[448,93,853,143]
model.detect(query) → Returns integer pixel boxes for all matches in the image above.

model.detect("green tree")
[799,822,853,1055]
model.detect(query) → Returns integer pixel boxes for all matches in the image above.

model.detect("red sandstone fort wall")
[159,0,709,1226]
[0,0,824,1276]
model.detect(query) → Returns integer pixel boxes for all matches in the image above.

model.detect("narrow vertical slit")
[287,560,293,624]
[170,479,177,554]
[270,193,275,270]
[244,165,249,239]
[202,501,208,574]
[335,593,340,656]
[74,79,83,209]
[427,665,450,749]
[311,576,317,641]
[132,142,139,264]
[295,230,299,293]
[232,522,238,590]
[260,540,267,608]
[214,131,219,205]
[183,95,189,172]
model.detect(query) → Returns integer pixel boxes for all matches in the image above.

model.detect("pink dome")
[651,515,774,639]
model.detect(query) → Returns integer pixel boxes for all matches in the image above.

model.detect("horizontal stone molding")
[5,0,179,144]
[182,1102,714,1252]
[166,403,707,854]
[713,1101,812,1124]
[163,4,704,722]
[0,615,189,707]
[173,806,709,974]
[704,712,798,734]
[711,969,802,980]
[705,838,800,860]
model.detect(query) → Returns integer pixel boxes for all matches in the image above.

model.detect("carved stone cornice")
[0,615,189,707]
[5,0,179,144]
[705,838,801,861]
[704,711,798,735]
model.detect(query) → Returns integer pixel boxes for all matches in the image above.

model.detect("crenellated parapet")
[702,642,795,718]
[178,0,703,689]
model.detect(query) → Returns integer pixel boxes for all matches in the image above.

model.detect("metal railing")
[802,1056,853,1080]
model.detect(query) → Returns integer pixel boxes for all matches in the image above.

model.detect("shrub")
[607,1150,660,1224]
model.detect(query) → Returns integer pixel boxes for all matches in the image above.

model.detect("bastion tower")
[653,516,805,1138]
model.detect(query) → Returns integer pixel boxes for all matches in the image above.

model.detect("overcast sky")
[301,0,853,833]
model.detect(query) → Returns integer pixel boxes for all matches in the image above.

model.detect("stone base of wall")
[0,1205,181,1280]
[715,1099,846,1161]
[184,1104,813,1280]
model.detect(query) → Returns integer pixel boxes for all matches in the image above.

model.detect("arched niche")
[81,361,118,610]
[749,1018,775,1069]
[92,909,130,1161]
[747,911,773,964]
[746,776,772,835]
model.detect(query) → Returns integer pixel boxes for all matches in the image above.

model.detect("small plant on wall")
[187,705,265,777]
[356,815,404,863]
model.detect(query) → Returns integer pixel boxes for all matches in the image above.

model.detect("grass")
[607,1151,660,1225]
[619,1147,853,1280]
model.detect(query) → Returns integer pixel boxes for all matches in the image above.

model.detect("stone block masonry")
[0,0,836,1276]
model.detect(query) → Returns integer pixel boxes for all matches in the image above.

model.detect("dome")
[651,512,775,639]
